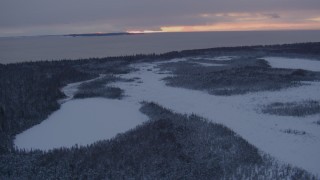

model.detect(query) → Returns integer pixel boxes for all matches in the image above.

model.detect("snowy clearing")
[160,56,230,67]
[111,59,320,176]
[158,58,187,64]
[191,56,235,61]
[210,56,235,61]
[195,62,225,67]
[58,74,105,104]
[14,98,148,151]
[264,57,320,71]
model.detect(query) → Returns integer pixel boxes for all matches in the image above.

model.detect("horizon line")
[1,29,320,38]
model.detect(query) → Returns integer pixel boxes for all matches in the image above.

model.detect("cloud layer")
[1,0,320,36]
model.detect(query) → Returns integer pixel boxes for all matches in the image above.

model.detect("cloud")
[200,12,281,22]
[0,0,320,36]
[308,17,320,22]
[159,21,320,32]
[264,13,281,19]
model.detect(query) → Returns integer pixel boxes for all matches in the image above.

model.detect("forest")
[161,57,320,95]
[0,102,316,179]
[0,42,320,178]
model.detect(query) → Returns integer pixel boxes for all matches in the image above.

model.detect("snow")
[110,59,320,176]
[191,56,235,61]
[14,98,147,151]
[264,57,320,71]
[196,62,225,67]
[14,56,320,175]
[58,74,105,104]
[210,56,235,61]
[165,58,187,63]
[158,56,229,67]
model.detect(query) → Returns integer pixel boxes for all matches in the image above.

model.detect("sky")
[1,0,320,37]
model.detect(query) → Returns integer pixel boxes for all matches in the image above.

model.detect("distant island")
[64,32,142,37]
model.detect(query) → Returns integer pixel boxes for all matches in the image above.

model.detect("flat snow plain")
[14,77,148,150]
[14,56,320,176]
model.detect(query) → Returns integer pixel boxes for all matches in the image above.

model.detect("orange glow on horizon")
[127,22,320,34]
[127,30,162,34]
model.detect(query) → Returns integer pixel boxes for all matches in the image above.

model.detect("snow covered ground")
[58,74,105,104]
[110,57,320,176]
[14,98,147,150]
[196,62,225,67]
[14,76,148,150]
[264,57,320,71]
[14,56,320,175]
[160,56,230,67]
[191,56,235,61]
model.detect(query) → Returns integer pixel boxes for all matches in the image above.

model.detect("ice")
[3,30,320,64]
[264,57,320,72]
[14,98,148,151]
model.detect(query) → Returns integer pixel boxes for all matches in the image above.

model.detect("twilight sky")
[1,0,320,36]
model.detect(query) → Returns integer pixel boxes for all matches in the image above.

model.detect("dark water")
[1,30,320,64]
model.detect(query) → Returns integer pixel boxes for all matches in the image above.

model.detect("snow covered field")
[191,56,234,61]
[195,62,225,67]
[14,56,320,175]
[111,57,320,176]
[264,57,320,71]
[15,92,147,150]
[58,76,101,104]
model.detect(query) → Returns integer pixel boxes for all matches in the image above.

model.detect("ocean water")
[1,30,320,64]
